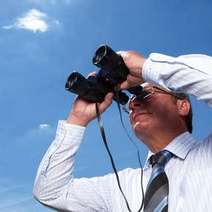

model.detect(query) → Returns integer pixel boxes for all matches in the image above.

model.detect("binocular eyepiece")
[65,45,143,105]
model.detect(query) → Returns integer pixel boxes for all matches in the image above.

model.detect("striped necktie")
[144,150,173,212]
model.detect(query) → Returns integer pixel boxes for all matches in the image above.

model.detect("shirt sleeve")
[33,121,143,211]
[142,53,212,106]
[33,120,114,211]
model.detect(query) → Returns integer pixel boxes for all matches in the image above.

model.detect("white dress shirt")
[33,53,212,212]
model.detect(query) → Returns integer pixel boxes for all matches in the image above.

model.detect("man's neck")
[139,129,187,153]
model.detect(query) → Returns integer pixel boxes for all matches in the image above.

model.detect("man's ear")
[176,99,190,116]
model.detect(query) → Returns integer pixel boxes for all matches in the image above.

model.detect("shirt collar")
[144,131,198,169]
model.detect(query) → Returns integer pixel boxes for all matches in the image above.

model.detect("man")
[33,51,212,211]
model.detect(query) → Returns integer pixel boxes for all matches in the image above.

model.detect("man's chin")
[133,121,150,136]
[133,121,141,131]
[133,121,148,130]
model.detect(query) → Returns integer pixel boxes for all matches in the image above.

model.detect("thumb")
[98,92,114,113]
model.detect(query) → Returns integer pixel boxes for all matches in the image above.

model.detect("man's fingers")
[120,75,142,90]
[98,93,114,112]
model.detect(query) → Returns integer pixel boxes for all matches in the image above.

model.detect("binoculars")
[65,45,143,105]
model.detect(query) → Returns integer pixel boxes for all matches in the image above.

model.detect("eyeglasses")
[122,85,185,114]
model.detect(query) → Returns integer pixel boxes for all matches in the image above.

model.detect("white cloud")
[17,9,48,32]
[3,9,60,33]
[39,123,51,129]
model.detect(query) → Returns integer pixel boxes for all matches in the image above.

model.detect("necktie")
[144,150,173,212]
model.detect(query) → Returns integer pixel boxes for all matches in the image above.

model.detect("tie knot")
[150,150,173,167]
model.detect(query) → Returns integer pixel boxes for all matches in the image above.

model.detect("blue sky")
[1,0,212,211]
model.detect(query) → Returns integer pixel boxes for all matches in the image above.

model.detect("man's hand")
[117,51,146,90]
[67,92,114,126]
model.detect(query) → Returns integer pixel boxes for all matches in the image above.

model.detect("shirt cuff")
[142,53,162,85]
[142,53,178,88]
[55,120,86,145]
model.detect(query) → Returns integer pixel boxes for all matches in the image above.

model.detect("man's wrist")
[67,114,89,127]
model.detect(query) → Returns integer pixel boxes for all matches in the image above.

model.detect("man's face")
[128,85,185,140]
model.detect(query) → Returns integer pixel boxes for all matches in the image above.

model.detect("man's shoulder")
[186,132,212,159]
[195,132,212,149]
